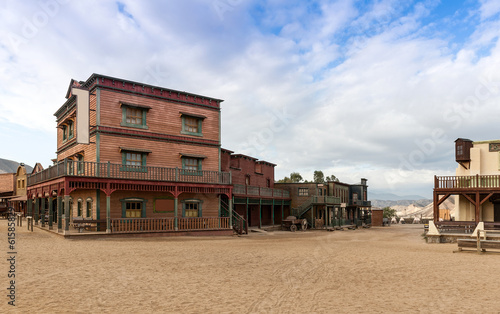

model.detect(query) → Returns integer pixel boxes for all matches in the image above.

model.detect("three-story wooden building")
[27,74,233,235]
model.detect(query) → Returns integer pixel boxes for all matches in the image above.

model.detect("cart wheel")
[301,220,307,231]
[290,224,297,232]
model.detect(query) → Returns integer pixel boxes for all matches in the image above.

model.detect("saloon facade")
[27,74,234,235]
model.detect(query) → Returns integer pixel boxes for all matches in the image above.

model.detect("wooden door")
[494,203,500,222]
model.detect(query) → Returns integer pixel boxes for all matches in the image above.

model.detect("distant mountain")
[369,191,429,201]
[0,158,33,174]
[371,199,433,208]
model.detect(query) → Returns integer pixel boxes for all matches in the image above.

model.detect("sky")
[1,0,500,198]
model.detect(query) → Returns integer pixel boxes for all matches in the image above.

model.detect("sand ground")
[1,220,500,313]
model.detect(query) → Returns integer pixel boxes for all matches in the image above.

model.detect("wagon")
[281,216,308,232]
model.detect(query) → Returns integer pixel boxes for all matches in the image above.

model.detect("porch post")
[229,196,233,229]
[272,199,275,226]
[259,199,262,228]
[34,197,39,225]
[433,191,438,223]
[106,195,111,233]
[27,198,32,218]
[48,196,54,230]
[40,197,45,227]
[57,196,62,231]
[64,195,70,231]
[281,202,284,221]
[475,191,480,223]
[246,198,249,226]
[174,197,178,230]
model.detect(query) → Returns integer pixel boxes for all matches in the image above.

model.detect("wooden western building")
[434,138,500,224]
[26,74,234,235]
[275,178,371,228]
[221,149,291,231]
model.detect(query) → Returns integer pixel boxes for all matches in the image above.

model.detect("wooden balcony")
[434,175,500,191]
[27,160,231,186]
[233,184,290,198]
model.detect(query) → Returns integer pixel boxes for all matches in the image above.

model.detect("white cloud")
[0,0,499,197]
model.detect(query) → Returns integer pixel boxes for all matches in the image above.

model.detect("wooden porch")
[26,160,234,235]
[433,175,500,223]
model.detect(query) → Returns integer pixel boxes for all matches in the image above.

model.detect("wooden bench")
[455,230,500,253]
[71,219,106,232]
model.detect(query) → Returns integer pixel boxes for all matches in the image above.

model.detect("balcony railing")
[233,184,290,198]
[435,175,500,190]
[349,200,372,207]
[27,160,231,186]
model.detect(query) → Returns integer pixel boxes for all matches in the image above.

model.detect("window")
[457,145,463,156]
[266,179,271,188]
[121,150,148,172]
[77,154,84,174]
[62,125,67,141]
[181,113,204,136]
[298,188,308,196]
[21,180,25,189]
[125,202,142,218]
[77,199,83,216]
[182,199,203,217]
[181,157,202,175]
[86,198,92,218]
[318,189,322,196]
[245,175,250,186]
[184,203,199,217]
[68,121,74,139]
[120,198,147,218]
[17,180,20,189]
[121,103,149,129]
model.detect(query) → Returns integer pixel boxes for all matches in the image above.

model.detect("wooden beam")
[437,193,451,206]
[480,192,495,205]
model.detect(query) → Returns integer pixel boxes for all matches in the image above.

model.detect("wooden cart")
[281,216,308,232]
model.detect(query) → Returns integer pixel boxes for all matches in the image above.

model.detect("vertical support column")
[174,197,178,231]
[64,195,70,231]
[475,191,480,223]
[34,197,39,225]
[259,199,262,229]
[106,195,111,233]
[40,197,45,227]
[57,196,62,231]
[48,196,54,230]
[272,199,275,226]
[246,198,249,227]
[433,191,438,223]
[228,196,233,229]
[27,198,32,218]
[281,202,284,222]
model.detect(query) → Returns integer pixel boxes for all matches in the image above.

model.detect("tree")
[313,170,325,183]
[277,172,303,183]
[290,172,303,183]
[326,174,339,182]
[382,207,397,219]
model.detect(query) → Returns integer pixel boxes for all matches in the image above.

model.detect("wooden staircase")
[220,197,248,235]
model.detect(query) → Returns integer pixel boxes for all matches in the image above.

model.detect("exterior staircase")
[221,197,248,235]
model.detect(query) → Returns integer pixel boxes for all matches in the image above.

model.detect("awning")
[9,195,27,202]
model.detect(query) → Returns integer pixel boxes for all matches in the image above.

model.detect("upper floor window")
[120,102,150,129]
[245,175,250,186]
[298,188,308,196]
[62,120,74,142]
[180,153,205,175]
[76,154,84,174]
[120,148,150,172]
[180,112,205,137]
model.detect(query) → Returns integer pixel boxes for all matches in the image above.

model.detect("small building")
[221,149,290,229]
[0,173,15,213]
[9,164,30,215]
[434,138,500,223]
[275,178,371,228]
